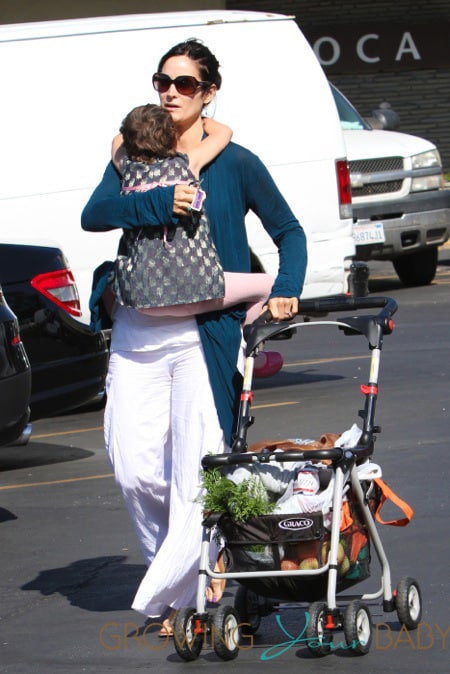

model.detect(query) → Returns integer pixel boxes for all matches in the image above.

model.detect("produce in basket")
[197,468,276,522]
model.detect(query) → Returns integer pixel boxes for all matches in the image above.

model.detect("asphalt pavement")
[1,248,449,673]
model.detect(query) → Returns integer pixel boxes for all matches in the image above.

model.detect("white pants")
[104,342,225,617]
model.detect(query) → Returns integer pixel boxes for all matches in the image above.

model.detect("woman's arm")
[81,161,177,232]
[81,162,198,232]
[188,118,232,179]
[242,152,307,317]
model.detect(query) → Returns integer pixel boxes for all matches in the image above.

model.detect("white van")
[0,10,354,322]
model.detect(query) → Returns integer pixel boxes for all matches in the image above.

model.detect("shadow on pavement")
[21,555,146,612]
[0,507,18,522]
[0,443,94,471]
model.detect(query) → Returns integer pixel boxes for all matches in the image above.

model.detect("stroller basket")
[217,498,370,602]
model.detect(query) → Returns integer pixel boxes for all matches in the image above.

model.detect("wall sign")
[303,23,450,73]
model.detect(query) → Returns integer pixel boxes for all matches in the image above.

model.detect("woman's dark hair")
[157,38,222,90]
[120,104,177,162]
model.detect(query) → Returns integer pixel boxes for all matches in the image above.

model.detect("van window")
[330,84,370,131]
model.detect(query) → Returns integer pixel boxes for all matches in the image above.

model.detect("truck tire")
[392,247,438,286]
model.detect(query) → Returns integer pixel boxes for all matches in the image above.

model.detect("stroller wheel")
[173,607,203,661]
[395,577,422,629]
[306,602,333,657]
[234,586,262,634]
[212,605,240,660]
[343,600,372,655]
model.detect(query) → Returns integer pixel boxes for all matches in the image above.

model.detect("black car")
[0,243,108,425]
[0,282,31,445]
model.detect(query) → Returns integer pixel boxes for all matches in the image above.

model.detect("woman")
[81,38,307,630]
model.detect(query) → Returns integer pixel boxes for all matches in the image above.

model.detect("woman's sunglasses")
[152,73,211,96]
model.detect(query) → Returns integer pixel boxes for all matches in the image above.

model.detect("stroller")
[172,295,422,661]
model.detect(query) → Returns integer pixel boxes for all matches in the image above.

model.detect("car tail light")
[31,269,82,317]
[336,159,352,219]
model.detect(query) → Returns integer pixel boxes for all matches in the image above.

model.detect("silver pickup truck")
[332,84,450,286]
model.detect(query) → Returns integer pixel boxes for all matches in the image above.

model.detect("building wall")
[0,1,223,24]
[2,0,449,168]
[227,0,450,170]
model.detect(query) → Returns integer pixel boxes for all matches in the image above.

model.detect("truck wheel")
[392,248,438,286]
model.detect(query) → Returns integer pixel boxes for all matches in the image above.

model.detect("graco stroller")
[172,295,422,661]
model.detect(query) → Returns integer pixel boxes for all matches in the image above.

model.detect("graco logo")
[278,517,314,531]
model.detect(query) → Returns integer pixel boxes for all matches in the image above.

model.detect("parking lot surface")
[1,251,449,673]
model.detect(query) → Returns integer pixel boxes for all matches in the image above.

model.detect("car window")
[330,84,371,131]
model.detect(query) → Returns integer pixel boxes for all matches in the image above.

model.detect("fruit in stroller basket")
[320,540,346,565]
[281,559,299,570]
[321,540,330,562]
[299,557,319,570]
[339,555,350,575]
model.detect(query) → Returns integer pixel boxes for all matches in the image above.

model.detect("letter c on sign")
[357,34,380,63]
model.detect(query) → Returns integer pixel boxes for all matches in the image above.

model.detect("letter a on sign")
[395,32,421,62]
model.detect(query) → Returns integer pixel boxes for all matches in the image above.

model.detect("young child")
[111,103,274,327]
[109,104,284,377]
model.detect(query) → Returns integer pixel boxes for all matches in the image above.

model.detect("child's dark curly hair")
[120,104,177,162]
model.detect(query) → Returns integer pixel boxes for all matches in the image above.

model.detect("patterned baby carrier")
[111,154,225,309]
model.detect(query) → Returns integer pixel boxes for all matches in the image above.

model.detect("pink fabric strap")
[121,179,191,193]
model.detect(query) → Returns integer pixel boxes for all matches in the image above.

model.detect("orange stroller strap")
[350,529,369,561]
[340,502,353,530]
[374,478,414,526]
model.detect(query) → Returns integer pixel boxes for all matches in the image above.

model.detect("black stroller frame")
[172,295,422,661]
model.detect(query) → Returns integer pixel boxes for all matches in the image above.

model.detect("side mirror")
[366,103,400,131]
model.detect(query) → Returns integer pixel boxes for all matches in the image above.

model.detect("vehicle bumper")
[353,190,450,260]
[0,370,31,446]
[26,311,109,422]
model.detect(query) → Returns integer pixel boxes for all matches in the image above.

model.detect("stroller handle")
[202,447,345,469]
[298,294,397,318]
[244,295,398,355]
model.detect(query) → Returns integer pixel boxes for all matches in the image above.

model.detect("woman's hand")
[263,296,298,321]
[173,184,197,216]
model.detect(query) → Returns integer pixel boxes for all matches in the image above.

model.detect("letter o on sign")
[313,36,341,66]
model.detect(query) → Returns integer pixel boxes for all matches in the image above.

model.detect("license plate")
[353,221,386,245]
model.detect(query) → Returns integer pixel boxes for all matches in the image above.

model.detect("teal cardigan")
[81,142,307,445]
